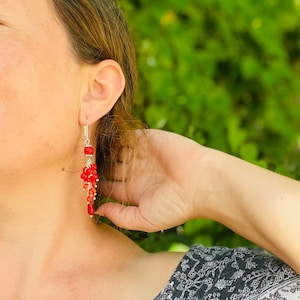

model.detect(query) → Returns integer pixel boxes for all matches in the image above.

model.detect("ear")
[78,59,125,125]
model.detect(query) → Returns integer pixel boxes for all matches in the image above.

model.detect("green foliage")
[120,0,300,251]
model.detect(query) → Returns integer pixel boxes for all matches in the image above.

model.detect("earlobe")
[79,59,125,125]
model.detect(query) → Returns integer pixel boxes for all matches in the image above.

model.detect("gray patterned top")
[155,245,300,299]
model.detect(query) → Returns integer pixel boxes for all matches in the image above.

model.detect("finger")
[99,180,132,204]
[96,202,158,232]
[101,161,131,182]
[99,177,142,205]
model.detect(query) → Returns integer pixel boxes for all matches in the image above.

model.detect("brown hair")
[51,0,142,204]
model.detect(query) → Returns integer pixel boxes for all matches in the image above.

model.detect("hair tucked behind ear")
[51,0,143,206]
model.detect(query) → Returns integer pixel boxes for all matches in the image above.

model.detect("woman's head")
[0,0,139,196]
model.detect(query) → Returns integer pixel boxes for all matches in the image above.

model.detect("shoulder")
[155,245,300,299]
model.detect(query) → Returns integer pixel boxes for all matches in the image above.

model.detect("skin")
[99,129,300,274]
[0,1,183,298]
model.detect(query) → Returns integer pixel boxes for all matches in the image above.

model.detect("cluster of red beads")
[81,145,99,217]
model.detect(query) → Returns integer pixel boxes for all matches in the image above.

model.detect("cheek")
[0,43,41,138]
[0,48,33,142]
[0,40,82,174]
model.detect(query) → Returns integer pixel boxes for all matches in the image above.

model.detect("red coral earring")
[80,121,99,218]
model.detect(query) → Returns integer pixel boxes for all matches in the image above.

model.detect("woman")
[0,0,182,298]
[1,0,299,299]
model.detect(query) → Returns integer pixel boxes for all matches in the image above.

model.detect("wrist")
[187,146,222,220]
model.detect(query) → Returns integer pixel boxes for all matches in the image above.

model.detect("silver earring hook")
[84,120,90,145]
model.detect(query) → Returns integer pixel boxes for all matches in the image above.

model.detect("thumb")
[96,203,156,232]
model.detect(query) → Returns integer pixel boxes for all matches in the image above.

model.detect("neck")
[0,162,145,298]
[0,164,97,273]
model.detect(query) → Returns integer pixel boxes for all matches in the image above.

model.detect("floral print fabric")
[155,245,300,299]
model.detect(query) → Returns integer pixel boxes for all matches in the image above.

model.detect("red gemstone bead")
[86,168,94,175]
[90,164,97,171]
[90,174,98,182]
[84,146,94,155]
[91,181,97,188]
[87,203,94,216]
[80,173,88,181]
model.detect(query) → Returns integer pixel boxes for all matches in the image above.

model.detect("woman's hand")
[97,129,211,232]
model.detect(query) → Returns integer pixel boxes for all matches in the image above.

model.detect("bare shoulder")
[85,240,185,299]
[89,249,185,299]
[30,223,186,300]
[80,225,186,299]
[126,250,185,299]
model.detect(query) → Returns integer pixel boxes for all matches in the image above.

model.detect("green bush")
[120,0,300,252]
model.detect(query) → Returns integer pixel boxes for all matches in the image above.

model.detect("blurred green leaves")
[120,0,300,251]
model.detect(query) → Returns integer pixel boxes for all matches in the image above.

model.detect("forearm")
[199,149,300,273]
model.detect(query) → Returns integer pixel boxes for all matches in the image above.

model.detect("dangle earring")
[80,121,99,218]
